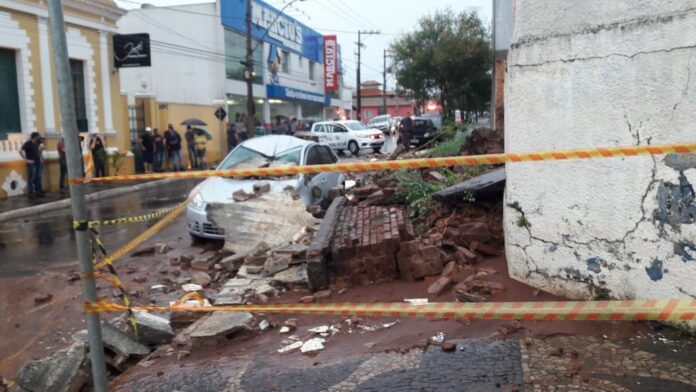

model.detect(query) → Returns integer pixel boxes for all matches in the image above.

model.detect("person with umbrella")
[193,128,212,170]
[181,119,206,169]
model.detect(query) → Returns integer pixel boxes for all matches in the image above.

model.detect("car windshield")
[218,146,302,170]
[343,121,368,131]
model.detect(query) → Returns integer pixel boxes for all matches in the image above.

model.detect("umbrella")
[193,127,212,140]
[181,118,207,126]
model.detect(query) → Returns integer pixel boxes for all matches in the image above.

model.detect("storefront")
[221,0,343,128]
[265,84,330,126]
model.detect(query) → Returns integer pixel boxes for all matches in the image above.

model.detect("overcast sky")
[115,0,492,90]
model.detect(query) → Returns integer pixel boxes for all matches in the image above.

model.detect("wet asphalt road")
[0,136,398,278]
[0,179,200,278]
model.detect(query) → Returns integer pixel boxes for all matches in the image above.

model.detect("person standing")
[153,128,165,172]
[19,132,44,197]
[185,125,197,169]
[57,137,67,191]
[236,114,248,141]
[398,112,414,152]
[90,134,107,177]
[139,127,155,174]
[194,129,208,170]
[226,122,239,153]
[164,124,183,171]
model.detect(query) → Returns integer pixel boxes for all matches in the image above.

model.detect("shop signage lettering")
[323,35,338,92]
[267,85,331,105]
[252,3,302,51]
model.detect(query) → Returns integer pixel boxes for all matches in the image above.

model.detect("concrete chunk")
[189,312,254,348]
[273,243,309,256]
[134,311,175,346]
[16,342,88,392]
[101,323,151,358]
[272,265,308,288]
[220,253,246,272]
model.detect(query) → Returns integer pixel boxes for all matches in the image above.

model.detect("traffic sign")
[214,107,227,121]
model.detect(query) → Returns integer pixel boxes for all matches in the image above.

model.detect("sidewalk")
[0,179,178,222]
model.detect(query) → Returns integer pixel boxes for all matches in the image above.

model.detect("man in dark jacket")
[165,124,184,171]
[399,113,414,152]
[19,132,44,197]
[185,125,197,169]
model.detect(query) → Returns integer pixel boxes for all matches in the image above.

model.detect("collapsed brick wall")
[330,204,414,286]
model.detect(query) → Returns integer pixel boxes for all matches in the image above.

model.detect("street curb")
[0,178,179,223]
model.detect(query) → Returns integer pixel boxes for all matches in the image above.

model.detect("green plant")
[427,131,467,158]
[507,201,531,229]
[672,323,696,338]
[110,151,124,176]
[392,168,478,221]
[591,286,611,300]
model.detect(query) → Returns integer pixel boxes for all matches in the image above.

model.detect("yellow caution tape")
[69,142,696,184]
[93,199,190,270]
[84,299,696,321]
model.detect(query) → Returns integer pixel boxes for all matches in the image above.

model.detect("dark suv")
[410,117,438,146]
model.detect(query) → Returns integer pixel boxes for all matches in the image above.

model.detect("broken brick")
[470,241,503,256]
[427,277,452,296]
[253,182,271,194]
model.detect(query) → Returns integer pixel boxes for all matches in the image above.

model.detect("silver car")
[367,114,391,133]
[187,135,343,240]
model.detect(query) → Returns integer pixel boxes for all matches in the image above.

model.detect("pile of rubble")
[460,127,504,155]
[402,199,506,301]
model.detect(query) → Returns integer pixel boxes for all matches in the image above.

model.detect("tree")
[390,9,491,121]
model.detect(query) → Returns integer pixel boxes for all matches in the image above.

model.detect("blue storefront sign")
[267,85,330,105]
[221,0,323,63]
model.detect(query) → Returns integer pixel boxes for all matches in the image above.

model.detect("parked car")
[302,120,385,155]
[420,113,443,130]
[187,135,343,240]
[410,117,439,146]
[366,115,391,133]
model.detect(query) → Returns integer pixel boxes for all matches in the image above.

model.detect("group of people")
[137,124,214,173]
[138,124,185,173]
[225,113,250,154]
[20,131,108,198]
[271,116,302,136]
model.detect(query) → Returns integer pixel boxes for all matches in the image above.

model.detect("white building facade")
[117,0,352,147]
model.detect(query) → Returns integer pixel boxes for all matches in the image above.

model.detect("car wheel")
[348,140,359,155]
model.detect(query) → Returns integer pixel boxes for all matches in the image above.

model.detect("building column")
[99,31,114,133]
[263,98,271,130]
[38,16,55,133]
[295,103,302,120]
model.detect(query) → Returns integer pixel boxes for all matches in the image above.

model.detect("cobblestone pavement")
[115,335,696,392]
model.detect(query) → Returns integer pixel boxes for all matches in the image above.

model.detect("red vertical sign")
[323,35,338,92]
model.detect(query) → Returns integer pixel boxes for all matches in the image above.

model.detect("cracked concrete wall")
[505,0,696,300]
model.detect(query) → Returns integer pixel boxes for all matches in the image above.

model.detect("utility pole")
[46,1,108,391]
[355,29,379,121]
[382,49,393,116]
[244,0,255,139]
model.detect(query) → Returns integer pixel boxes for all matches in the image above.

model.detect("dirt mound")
[461,127,504,155]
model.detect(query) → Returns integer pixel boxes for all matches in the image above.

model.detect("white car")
[308,120,385,155]
[186,135,343,240]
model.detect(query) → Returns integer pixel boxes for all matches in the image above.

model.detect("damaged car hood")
[191,176,301,205]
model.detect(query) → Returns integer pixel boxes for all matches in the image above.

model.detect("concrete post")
[46,0,108,391]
